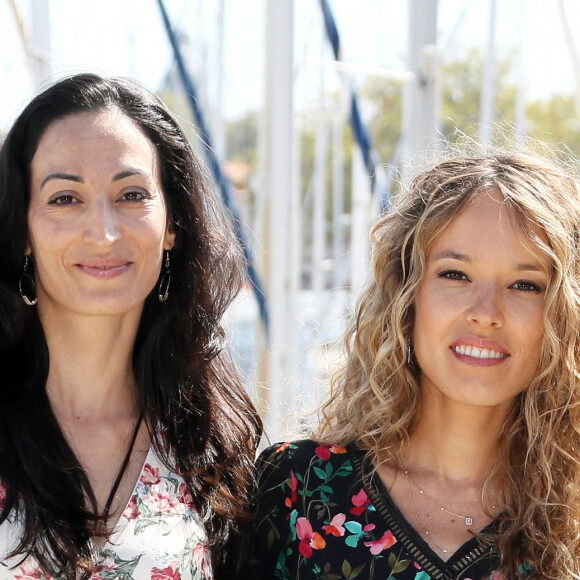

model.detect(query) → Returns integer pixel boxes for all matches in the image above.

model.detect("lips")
[452,345,507,359]
[76,258,132,279]
[450,337,509,366]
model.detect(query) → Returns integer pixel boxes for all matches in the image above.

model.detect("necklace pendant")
[465,517,473,526]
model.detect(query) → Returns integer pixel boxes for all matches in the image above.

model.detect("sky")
[1,0,579,133]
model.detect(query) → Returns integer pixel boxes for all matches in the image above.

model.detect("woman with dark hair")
[249,152,580,579]
[0,73,261,579]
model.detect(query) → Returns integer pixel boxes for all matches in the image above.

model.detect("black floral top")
[248,440,532,580]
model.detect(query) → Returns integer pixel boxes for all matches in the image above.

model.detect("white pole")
[213,0,226,160]
[332,111,344,290]
[402,0,438,163]
[350,142,370,295]
[557,0,580,120]
[264,0,294,442]
[312,113,328,296]
[30,0,52,85]
[515,0,526,147]
[480,0,497,146]
[289,115,302,354]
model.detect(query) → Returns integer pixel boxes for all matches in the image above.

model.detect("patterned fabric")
[248,440,532,580]
[0,446,213,580]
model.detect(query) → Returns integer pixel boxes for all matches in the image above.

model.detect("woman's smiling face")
[27,109,175,320]
[412,187,549,412]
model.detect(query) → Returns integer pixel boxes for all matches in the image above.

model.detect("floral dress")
[0,446,213,580]
[248,440,532,580]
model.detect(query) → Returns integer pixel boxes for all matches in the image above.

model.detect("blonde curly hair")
[316,152,580,579]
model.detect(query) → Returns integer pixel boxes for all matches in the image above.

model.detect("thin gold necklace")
[401,464,474,526]
[404,469,451,554]
[401,464,498,555]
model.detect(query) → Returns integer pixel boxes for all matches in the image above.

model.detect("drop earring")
[19,254,37,306]
[158,250,171,302]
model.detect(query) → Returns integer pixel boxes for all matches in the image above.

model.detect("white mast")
[30,0,52,85]
[402,0,439,161]
[480,0,497,146]
[515,0,526,147]
[263,0,294,441]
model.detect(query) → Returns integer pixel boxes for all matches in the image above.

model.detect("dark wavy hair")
[0,73,262,578]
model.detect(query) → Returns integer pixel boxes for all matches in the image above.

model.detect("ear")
[163,220,176,251]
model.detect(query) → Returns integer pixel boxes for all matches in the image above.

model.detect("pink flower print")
[314,444,347,461]
[285,471,298,508]
[276,441,291,453]
[192,544,213,575]
[315,445,331,461]
[103,555,116,571]
[149,490,180,513]
[14,559,44,580]
[123,495,139,520]
[178,482,195,508]
[140,463,161,485]
[296,517,326,558]
[151,561,181,580]
[0,482,7,510]
[350,488,372,516]
[364,529,397,555]
[322,513,346,537]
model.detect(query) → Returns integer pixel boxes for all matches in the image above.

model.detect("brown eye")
[49,194,76,205]
[121,189,147,202]
[511,281,542,293]
[438,270,468,281]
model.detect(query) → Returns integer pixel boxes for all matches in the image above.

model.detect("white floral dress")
[0,446,213,580]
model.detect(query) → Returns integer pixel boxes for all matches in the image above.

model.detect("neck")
[39,310,141,422]
[405,390,511,485]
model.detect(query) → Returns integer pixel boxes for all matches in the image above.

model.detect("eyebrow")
[40,173,83,189]
[40,169,148,190]
[431,249,545,272]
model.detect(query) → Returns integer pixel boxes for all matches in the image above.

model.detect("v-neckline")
[101,444,153,547]
[353,451,498,580]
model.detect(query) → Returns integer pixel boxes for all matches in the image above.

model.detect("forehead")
[31,109,159,178]
[428,188,551,266]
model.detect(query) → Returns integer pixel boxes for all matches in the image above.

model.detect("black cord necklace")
[96,412,143,537]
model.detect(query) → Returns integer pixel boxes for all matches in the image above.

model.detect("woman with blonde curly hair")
[248,152,580,579]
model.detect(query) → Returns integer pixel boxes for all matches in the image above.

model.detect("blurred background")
[2,0,580,442]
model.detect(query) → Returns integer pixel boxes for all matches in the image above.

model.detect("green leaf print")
[342,559,365,579]
[99,550,142,580]
[313,466,327,480]
[134,516,172,535]
[386,553,411,575]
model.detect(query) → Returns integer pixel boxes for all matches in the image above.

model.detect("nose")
[466,282,504,328]
[83,198,121,246]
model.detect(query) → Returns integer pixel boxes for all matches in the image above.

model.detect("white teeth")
[453,345,506,359]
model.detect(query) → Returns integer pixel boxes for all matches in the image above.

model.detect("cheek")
[412,294,441,352]
[141,205,171,242]
[526,317,545,361]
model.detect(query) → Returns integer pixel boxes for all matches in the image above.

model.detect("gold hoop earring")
[19,254,37,306]
[158,250,171,302]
